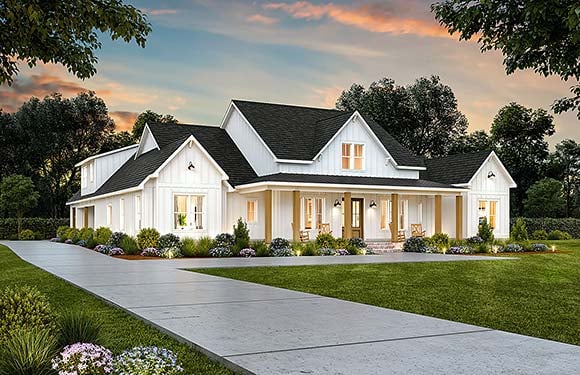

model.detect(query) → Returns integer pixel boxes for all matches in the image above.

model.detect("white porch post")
[265,189,272,243]
[456,195,463,240]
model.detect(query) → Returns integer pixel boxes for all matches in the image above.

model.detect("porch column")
[435,195,442,234]
[455,195,463,240]
[83,208,89,229]
[344,192,352,239]
[265,190,273,243]
[292,190,300,242]
[391,193,399,242]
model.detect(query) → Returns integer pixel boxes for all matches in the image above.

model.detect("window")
[119,199,125,230]
[380,200,391,230]
[246,200,257,223]
[106,205,112,226]
[304,197,323,229]
[478,200,497,230]
[417,202,423,224]
[341,143,364,170]
[135,195,142,230]
[489,201,497,229]
[89,162,94,182]
[399,200,408,231]
[81,166,88,188]
[174,195,205,230]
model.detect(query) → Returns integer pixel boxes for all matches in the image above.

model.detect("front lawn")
[194,240,580,346]
[0,244,232,375]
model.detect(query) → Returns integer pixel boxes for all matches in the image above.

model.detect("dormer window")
[81,165,88,188]
[89,162,94,182]
[341,143,364,170]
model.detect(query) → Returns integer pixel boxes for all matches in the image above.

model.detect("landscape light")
[551,245,556,253]
[442,247,447,255]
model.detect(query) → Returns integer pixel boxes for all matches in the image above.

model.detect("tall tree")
[0,0,151,85]
[524,178,566,218]
[432,0,580,118]
[336,76,468,157]
[0,175,39,233]
[545,139,580,217]
[490,103,555,216]
[448,130,492,155]
[131,110,178,140]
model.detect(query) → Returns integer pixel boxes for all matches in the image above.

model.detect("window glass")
[380,200,389,230]
[352,200,360,227]
[174,195,188,229]
[489,201,497,229]
[304,198,313,229]
[247,200,257,223]
[192,195,204,230]
[174,195,204,230]
[315,198,323,227]
[341,143,351,169]
[353,144,364,170]
[89,163,94,182]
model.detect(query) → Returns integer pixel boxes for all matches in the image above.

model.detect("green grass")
[0,244,232,375]
[194,240,580,346]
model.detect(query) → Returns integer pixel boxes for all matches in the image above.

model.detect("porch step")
[366,241,403,254]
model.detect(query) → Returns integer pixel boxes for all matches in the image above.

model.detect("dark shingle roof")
[233,100,423,167]
[243,173,462,190]
[69,123,257,203]
[420,150,492,185]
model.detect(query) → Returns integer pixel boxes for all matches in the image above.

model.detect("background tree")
[0,175,39,233]
[336,75,468,157]
[545,139,580,217]
[432,0,580,118]
[131,110,178,140]
[448,130,492,155]
[524,178,566,218]
[0,0,151,85]
[490,103,555,216]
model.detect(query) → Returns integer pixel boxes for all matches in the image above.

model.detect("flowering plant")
[76,240,87,247]
[271,247,293,257]
[114,346,183,375]
[531,243,548,252]
[348,237,367,249]
[424,246,439,253]
[239,248,256,257]
[318,247,336,256]
[160,247,183,259]
[65,239,74,244]
[141,247,162,257]
[52,343,113,375]
[269,237,290,250]
[466,236,484,244]
[335,249,349,256]
[209,247,233,257]
[158,233,181,249]
[50,237,61,242]
[109,247,124,256]
[94,244,112,255]
[448,245,474,254]
[504,243,524,253]
[214,233,234,248]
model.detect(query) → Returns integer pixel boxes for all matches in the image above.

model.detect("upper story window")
[341,143,364,170]
[89,162,94,182]
[81,166,88,188]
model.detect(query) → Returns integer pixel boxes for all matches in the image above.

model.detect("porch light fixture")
[334,199,341,207]
[487,171,496,179]
[188,161,195,171]
[369,200,377,208]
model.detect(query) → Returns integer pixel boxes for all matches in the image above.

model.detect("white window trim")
[173,193,207,232]
[380,199,392,231]
[246,199,258,224]
[478,199,498,230]
[119,198,125,231]
[89,162,94,183]
[341,142,365,171]
[81,166,88,188]
[417,202,423,224]
[135,195,142,230]
[302,196,325,230]
[106,204,112,227]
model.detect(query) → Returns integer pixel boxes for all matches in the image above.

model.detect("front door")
[351,198,364,238]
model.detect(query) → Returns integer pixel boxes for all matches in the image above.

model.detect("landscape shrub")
[94,244,112,255]
[141,248,161,257]
[57,225,70,240]
[336,249,349,256]
[66,227,80,243]
[52,343,113,375]
[514,217,580,239]
[318,247,336,256]
[531,229,548,240]
[251,240,269,257]
[402,237,427,253]
[531,243,549,252]
[214,233,235,248]
[93,227,112,245]
[180,237,197,257]
[239,248,256,257]
[478,217,494,242]
[18,229,35,240]
[348,237,367,249]
[511,217,529,241]
[429,233,450,249]
[86,236,97,249]
[301,242,318,256]
[209,247,233,257]
[504,243,524,253]
[0,285,56,341]
[269,237,292,256]
[315,233,336,249]
[137,228,160,249]
[0,328,58,375]
[109,247,124,256]
[160,247,182,259]
[547,230,572,240]
[466,236,484,245]
[65,239,74,244]
[448,245,474,254]
[114,346,183,375]
[108,231,127,247]
[195,236,214,257]
[76,240,87,247]
[335,237,349,249]
[0,217,69,240]
[233,218,250,254]
[58,309,103,347]
[78,227,94,241]
[119,236,139,255]
[158,233,181,250]
[346,244,360,255]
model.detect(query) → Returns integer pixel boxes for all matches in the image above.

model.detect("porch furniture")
[411,224,426,238]
[397,230,406,242]
[299,230,310,242]
[317,223,331,235]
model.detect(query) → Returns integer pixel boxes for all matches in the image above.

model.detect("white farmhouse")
[67,100,516,243]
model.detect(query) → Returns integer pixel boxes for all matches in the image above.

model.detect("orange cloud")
[263,1,451,38]
[142,8,178,16]
[247,13,279,25]
[110,111,139,132]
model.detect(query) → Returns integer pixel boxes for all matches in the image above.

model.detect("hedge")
[0,218,69,240]
[512,218,580,239]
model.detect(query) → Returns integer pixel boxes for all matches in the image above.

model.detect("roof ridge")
[148,122,219,128]
[315,110,354,123]
[233,99,346,113]
[427,149,492,161]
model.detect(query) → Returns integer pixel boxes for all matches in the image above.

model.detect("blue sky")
[1,0,577,144]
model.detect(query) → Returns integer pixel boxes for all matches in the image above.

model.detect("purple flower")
[239,248,256,257]
[141,247,161,257]
[52,343,113,374]
[109,247,124,256]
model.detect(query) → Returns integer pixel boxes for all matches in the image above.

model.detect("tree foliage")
[0,175,39,233]
[490,103,555,216]
[545,139,580,217]
[432,0,580,118]
[0,0,151,85]
[336,75,468,157]
[524,178,566,218]
[448,130,492,155]
[131,110,178,140]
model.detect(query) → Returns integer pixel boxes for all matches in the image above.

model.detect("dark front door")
[351,198,364,238]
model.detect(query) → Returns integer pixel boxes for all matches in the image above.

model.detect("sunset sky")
[1,0,578,145]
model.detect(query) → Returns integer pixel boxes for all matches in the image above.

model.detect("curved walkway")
[3,241,579,375]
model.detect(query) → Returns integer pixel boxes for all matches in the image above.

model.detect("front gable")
[467,152,517,192]
[135,124,159,158]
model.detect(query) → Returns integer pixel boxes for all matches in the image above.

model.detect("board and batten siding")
[278,116,419,179]
[227,191,266,240]
[223,107,278,176]
[81,146,137,196]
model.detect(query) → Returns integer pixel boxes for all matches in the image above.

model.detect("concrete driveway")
[3,241,579,375]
